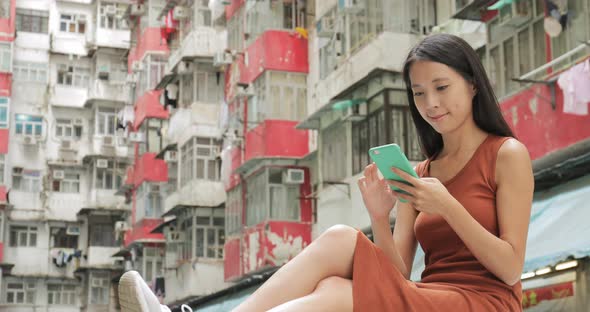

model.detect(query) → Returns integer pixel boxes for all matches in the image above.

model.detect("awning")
[133,90,169,130]
[452,0,495,20]
[156,72,177,90]
[150,216,177,234]
[523,174,590,273]
[155,143,178,160]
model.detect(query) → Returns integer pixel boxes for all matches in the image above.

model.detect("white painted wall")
[163,261,230,305]
[167,27,227,71]
[50,1,94,56]
[178,180,226,208]
[95,28,130,50]
[86,246,120,267]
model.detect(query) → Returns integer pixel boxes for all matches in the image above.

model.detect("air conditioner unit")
[164,150,178,162]
[66,225,81,236]
[337,0,364,14]
[96,159,109,168]
[150,184,161,192]
[105,5,117,16]
[129,4,146,16]
[499,1,531,28]
[22,135,37,145]
[115,221,129,232]
[12,167,23,176]
[342,102,367,121]
[53,170,65,180]
[316,16,335,38]
[213,52,233,67]
[97,66,110,80]
[167,231,185,243]
[132,62,144,72]
[128,132,145,143]
[103,136,114,146]
[235,85,254,98]
[177,61,194,74]
[284,169,305,184]
[173,6,189,20]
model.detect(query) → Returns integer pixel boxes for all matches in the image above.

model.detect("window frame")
[13,61,48,83]
[47,283,76,305]
[15,9,49,34]
[57,64,90,88]
[59,13,86,34]
[5,280,36,304]
[9,225,38,247]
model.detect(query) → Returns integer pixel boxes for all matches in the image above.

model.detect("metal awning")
[156,143,178,159]
[452,0,495,21]
[112,248,131,257]
[533,138,590,191]
[150,217,177,234]
[77,207,128,217]
[156,72,177,90]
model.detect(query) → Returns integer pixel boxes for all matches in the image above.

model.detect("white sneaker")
[119,270,172,312]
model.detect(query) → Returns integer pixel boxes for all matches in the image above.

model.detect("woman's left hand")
[387,167,457,217]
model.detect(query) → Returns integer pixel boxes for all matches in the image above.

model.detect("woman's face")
[409,60,476,134]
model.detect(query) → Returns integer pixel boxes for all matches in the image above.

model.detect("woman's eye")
[436,85,449,91]
[413,91,424,96]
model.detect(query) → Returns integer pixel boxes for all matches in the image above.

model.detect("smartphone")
[368,144,418,203]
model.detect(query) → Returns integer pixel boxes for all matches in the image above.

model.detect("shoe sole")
[119,271,149,312]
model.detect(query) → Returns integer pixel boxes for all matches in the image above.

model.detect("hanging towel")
[557,59,590,115]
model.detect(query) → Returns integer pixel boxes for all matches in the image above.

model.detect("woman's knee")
[319,224,358,245]
[315,276,352,293]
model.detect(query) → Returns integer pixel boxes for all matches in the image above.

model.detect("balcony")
[128,28,169,68]
[86,246,121,267]
[167,27,226,71]
[87,80,131,105]
[47,193,87,222]
[133,90,169,130]
[124,219,164,247]
[240,120,309,172]
[133,153,168,187]
[50,85,89,108]
[95,27,131,49]
[8,190,43,220]
[90,135,131,158]
[15,32,50,51]
[51,31,89,56]
[87,189,126,209]
[224,220,311,281]
[177,180,226,208]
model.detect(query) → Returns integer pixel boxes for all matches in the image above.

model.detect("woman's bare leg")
[232,225,358,312]
[267,277,353,312]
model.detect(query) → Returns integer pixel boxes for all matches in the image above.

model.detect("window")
[59,14,86,33]
[97,107,117,136]
[13,61,47,83]
[0,43,11,72]
[503,37,516,94]
[99,2,128,30]
[12,168,41,193]
[50,227,78,249]
[195,215,225,259]
[246,171,267,226]
[55,119,83,140]
[321,123,347,182]
[6,280,36,304]
[89,223,116,247]
[52,171,80,193]
[181,73,193,107]
[180,137,221,186]
[57,64,90,88]
[16,9,49,33]
[89,273,109,305]
[179,217,193,260]
[196,69,223,104]
[136,184,163,219]
[47,284,76,305]
[143,247,163,281]
[518,28,532,76]
[226,186,242,235]
[15,114,43,137]
[268,168,300,221]
[9,226,37,247]
[148,55,167,90]
[0,0,8,18]
[0,97,8,128]
[0,154,4,184]
[95,160,124,190]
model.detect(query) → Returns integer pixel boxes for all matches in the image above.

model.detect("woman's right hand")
[358,163,397,221]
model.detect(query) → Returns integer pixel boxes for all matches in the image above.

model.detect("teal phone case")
[368,144,418,203]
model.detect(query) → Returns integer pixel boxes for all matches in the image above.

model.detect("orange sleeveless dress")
[352,135,522,311]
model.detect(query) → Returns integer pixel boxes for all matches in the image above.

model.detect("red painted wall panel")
[244,120,309,163]
[133,153,168,187]
[133,90,169,130]
[501,83,590,160]
[0,185,7,203]
[225,0,246,21]
[224,237,242,281]
[124,218,164,247]
[128,27,169,72]
[0,129,8,154]
[0,0,15,41]
[0,74,11,97]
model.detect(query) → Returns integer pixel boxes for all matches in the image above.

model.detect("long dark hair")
[402,33,515,159]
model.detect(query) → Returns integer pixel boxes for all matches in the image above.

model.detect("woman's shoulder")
[493,137,532,187]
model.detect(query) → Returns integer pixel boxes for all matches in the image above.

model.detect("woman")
[231,33,534,311]
[119,33,533,312]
